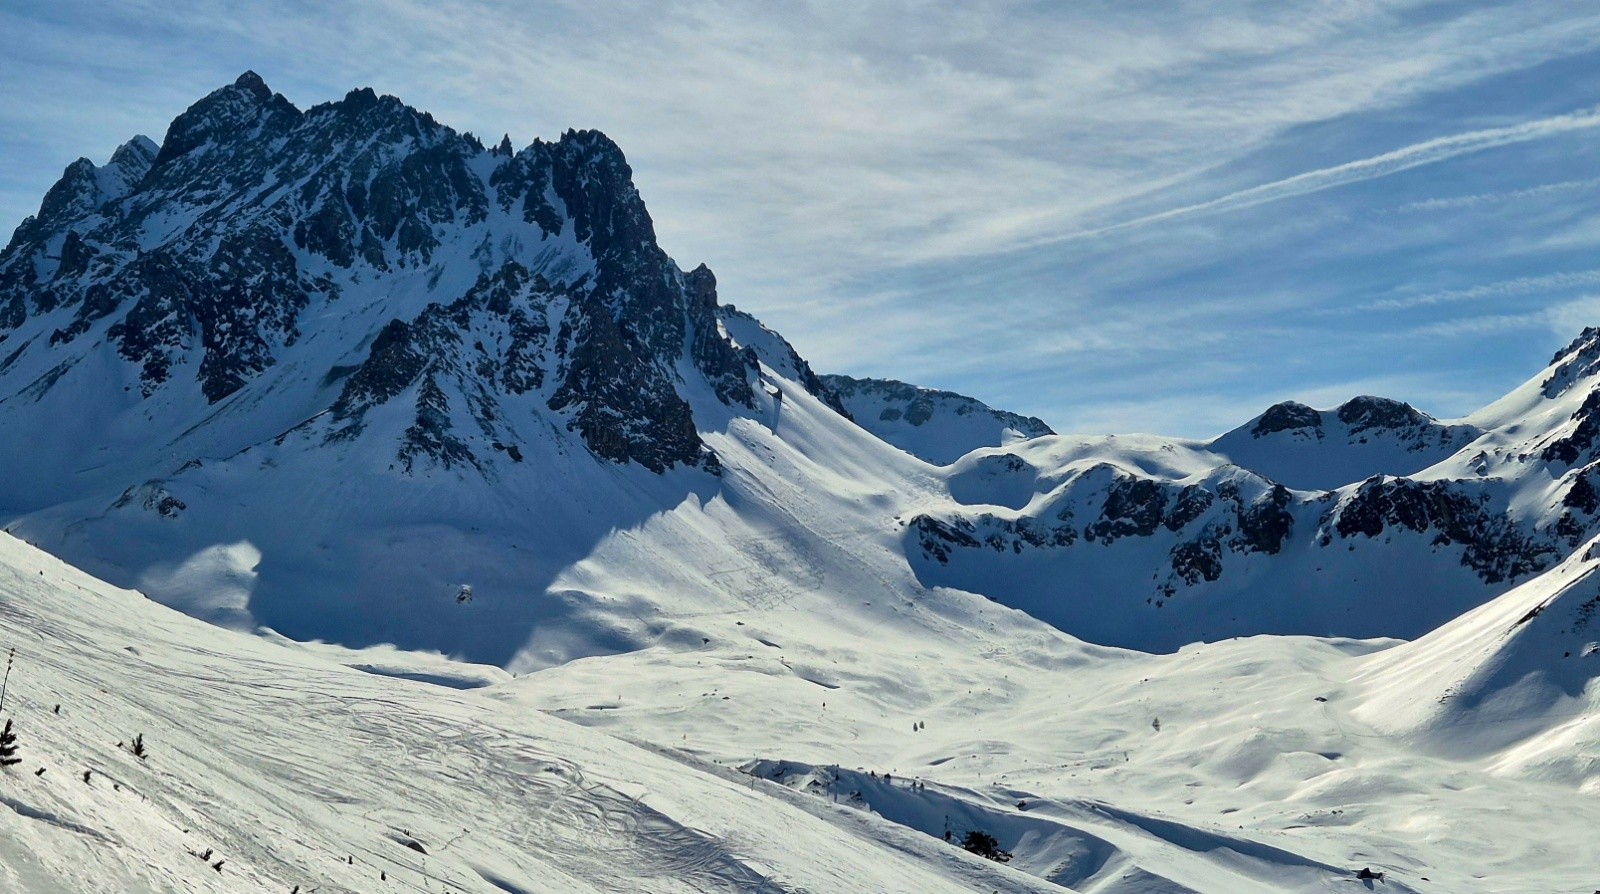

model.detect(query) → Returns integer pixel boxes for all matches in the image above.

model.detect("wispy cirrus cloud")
[1387,176,1600,214]
[1036,106,1600,249]
[5,2,1600,436]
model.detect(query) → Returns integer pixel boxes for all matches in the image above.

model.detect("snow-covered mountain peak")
[0,73,801,482]
[1539,325,1600,400]
[820,374,1055,465]
[1210,394,1481,491]
[0,74,879,660]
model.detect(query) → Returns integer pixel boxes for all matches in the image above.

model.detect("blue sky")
[4,1,1600,437]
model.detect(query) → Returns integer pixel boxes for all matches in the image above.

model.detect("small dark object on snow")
[1017,800,1028,810]
[212,859,224,873]
[0,718,20,767]
[960,830,1012,863]
[1356,867,1385,881]
[34,767,44,776]
[381,871,387,881]
[129,734,146,759]
[82,770,91,783]
[52,705,59,715]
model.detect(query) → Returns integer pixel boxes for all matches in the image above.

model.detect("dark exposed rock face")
[1229,482,1294,555]
[1330,477,1557,584]
[1540,389,1600,467]
[1085,476,1168,543]
[911,463,1299,598]
[1564,466,1600,514]
[913,460,1571,606]
[1252,402,1322,437]
[0,72,776,474]
[684,265,757,410]
[1336,396,1427,433]
[1164,485,1214,532]
[1542,327,1600,398]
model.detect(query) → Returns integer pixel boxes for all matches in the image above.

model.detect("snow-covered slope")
[821,374,1055,465]
[514,526,1600,893]
[1354,533,1600,770]
[10,504,1600,893]
[0,531,1069,894]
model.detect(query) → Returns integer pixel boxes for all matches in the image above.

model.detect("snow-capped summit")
[0,74,874,662]
[821,374,1055,465]
[1210,395,1482,490]
[0,71,783,485]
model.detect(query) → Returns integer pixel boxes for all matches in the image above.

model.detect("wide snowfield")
[3,516,1597,892]
[0,534,1066,894]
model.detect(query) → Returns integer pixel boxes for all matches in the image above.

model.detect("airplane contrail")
[1052,105,1600,244]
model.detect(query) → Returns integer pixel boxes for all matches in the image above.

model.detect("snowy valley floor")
[0,535,1060,894]
[2,526,1598,893]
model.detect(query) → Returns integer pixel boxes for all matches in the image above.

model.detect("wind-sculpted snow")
[1354,536,1600,769]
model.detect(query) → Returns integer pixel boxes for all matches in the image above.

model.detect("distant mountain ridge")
[1209,395,1482,490]
[821,374,1054,465]
[906,328,1600,648]
[5,72,1600,671]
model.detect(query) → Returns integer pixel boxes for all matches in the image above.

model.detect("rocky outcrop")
[0,72,771,474]
[1251,401,1322,437]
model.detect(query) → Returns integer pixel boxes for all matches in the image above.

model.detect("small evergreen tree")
[0,719,19,767]
[960,829,1012,863]
[129,734,146,760]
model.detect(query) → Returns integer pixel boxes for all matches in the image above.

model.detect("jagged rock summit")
[1209,394,1482,490]
[0,73,880,663]
[0,71,772,485]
